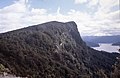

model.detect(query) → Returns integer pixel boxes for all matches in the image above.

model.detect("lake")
[92,43,120,53]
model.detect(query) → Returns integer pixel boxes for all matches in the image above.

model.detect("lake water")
[92,43,120,53]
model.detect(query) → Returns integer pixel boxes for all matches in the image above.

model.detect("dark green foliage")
[0,21,119,78]
[111,57,120,78]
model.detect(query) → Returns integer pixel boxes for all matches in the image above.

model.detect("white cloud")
[57,7,61,14]
[107,10,120,21]
[99,0,119,8]
[74,0,99,6]
[31,8,47,15]
[95,0,119,17]
[0,0,28,32]
[88,0,99,6]
[89,0,120,36]
[0,0,28,13]
[74,0,87,4]
[0,0,120,36]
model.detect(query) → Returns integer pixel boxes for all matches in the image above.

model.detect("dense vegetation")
[0,21,119,78]
[111,57,120,78]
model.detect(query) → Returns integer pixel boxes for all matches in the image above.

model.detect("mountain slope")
[0,21,119,78]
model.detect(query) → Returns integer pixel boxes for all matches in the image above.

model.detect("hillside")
[112,57,120,78]
[0,21,119,78]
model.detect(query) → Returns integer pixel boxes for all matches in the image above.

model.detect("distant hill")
[112,42,120,46]
[82,35,120,43]
[85,41,99,47]
[0,21,119,78]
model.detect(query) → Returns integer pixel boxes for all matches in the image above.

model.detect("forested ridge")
[0,21,119,78]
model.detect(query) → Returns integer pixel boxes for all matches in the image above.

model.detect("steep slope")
[112,57,120,78]
[0,21,119,78]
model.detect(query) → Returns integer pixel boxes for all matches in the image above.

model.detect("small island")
[112,42,120,46]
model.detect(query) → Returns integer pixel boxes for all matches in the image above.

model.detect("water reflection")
[92,43,120,53]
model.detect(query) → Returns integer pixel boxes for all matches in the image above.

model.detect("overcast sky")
[0,0,120,36]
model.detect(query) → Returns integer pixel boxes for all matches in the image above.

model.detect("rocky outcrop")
[0,21,119,78]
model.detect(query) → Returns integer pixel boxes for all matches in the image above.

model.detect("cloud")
[57,7,60,14]
[94,0,119,17]
[74,0,99,6]
[0,0,29,32]
[31,8,47,15]
[88,0,99,6]
[74,0,87,4]
[0,0,119,36]
[99,0,119,8]
[0,0,91,35]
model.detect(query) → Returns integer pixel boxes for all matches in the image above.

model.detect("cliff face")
[0,21,119,78]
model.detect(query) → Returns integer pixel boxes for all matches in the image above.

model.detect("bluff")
[0,21,119,78]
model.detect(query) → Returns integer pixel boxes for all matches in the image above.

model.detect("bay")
[92,43,120,53]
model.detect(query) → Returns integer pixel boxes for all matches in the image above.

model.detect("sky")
[0,0,120,36]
